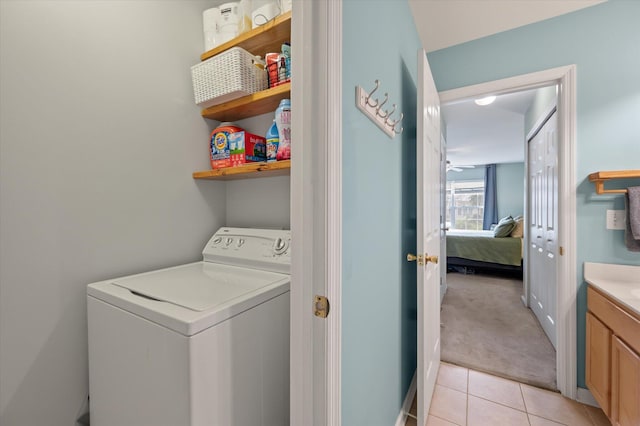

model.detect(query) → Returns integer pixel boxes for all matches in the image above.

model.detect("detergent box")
[228,131,267,166]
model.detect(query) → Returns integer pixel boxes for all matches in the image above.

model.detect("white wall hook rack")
[355,80,404,138]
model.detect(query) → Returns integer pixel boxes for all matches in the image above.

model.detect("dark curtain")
[483,164,498,229]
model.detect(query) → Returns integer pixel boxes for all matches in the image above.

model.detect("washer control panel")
[202,227,291,273]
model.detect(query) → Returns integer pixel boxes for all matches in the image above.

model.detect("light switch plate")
[606,209,626,230]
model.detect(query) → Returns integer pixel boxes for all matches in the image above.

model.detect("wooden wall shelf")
[201,11,291,61]
[194,13,292,182]
[193,160,290,180]
[201,83,290,121]
[588,170,640,194]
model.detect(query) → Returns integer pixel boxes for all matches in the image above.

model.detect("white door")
[528,110,558,348]
[416,49,442,426]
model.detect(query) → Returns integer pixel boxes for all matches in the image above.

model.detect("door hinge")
[314,295,330,318]
[559,246,564,256]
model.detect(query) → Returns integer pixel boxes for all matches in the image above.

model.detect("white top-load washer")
[87,227,291,426]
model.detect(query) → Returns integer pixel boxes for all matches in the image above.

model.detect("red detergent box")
[228,131,267,166]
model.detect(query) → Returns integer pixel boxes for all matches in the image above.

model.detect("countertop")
[584,262,640,317]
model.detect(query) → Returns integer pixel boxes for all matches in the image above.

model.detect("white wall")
[226,176,291,228]
[224,113,291,229]
[0,2,228,425]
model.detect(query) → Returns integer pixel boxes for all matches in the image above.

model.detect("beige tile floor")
[405,362,611,426]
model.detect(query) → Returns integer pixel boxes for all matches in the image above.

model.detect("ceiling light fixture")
[474,95,496,106]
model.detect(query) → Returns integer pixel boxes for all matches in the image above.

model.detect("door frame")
[438,65,577,398]
[290,0,342,425]
[440,133,448,304]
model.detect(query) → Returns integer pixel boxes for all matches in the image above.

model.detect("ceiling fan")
[446,161,475,172]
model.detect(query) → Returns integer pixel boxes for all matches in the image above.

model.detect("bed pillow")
[511,216,525,238]
[493,215,516,237]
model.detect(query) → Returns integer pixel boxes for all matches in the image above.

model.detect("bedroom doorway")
[440,85,558,390]
[435,65,577,396]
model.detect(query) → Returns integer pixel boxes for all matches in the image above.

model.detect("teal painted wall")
[497,163,525,219]
[342,0,421,423]
[428,0,640,388]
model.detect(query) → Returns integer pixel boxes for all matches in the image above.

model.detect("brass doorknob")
[406,253,424,265]
[425,255,439,264]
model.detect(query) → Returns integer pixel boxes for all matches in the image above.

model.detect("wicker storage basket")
[191,47,267,108]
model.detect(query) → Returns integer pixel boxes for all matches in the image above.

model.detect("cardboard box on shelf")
[210,126,267,169]
[229,131,266,166]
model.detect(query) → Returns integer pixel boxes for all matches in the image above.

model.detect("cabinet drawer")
[588,286,640,354]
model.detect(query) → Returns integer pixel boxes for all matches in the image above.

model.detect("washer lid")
[112,262,287,312]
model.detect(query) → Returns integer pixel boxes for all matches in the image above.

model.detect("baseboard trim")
[394,371,417,426]
[576,387,600,408]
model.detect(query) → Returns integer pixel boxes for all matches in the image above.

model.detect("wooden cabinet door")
[611,336,640,426]
[586,312,612,416]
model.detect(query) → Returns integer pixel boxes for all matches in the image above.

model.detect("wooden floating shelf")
[195,13,292,181]
[193,160,291,181]
[201,83,290,121]
[201,11,291,61]
[588,169,640,194]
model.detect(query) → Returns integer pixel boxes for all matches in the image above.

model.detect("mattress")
[446,229,522,267]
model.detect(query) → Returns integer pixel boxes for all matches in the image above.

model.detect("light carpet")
[441,272,557,390]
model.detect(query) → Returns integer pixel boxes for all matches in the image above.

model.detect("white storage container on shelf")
[191,47,267,108]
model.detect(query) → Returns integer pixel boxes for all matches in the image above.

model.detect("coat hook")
[391,113,404,134]
[388,112,403,127]
[382,104,396,121]
[356,81,403,138]
[365,80,380,107]
[376,93,389,114]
